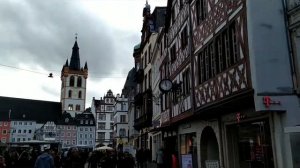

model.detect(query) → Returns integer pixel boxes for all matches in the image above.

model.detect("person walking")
[156,148,164,168]
[0,155,6,168]
[136,148,144,168]
[34,148,54,168]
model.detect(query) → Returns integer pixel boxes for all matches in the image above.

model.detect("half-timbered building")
[157,0,300,167]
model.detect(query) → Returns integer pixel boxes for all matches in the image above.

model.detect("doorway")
[200,126,220,167]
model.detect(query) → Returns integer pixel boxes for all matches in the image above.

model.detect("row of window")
[78,140,93,145]
[98,114,114,121]
[12,121,33,126]
[105,98,115,104]
[11,129,33,134]
[57,132,76,137]
[57,127,94,132]
[68,90,82,99]
[0,122,8,126]
[69,76,82,87]
[60,139,76,145]
[68,104,81,111]
[97,123,114,130]
[53,133,94,138]
[79,120,94,125]
[197,21,239,84]
[78,133,93,139]
[79,127,93,132]
[57,126,76,130]
[11,138,31,142]
[97,132,113,139]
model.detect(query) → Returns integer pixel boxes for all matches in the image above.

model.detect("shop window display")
[180,133,198,168]
[227,120,274,168]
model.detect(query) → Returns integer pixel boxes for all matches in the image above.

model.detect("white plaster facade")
[94,90,115,146]
[10,120,36,142]
[113,94,129,148]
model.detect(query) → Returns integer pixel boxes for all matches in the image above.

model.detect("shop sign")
[181,154,193,168]
[263,96,281,108]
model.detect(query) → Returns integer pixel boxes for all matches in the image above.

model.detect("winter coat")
[34,153,54,168]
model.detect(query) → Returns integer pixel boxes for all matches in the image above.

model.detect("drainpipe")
[282,0,298,93]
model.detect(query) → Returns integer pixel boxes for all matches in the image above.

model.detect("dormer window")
[65,118,69,123]
[80,120,83,124]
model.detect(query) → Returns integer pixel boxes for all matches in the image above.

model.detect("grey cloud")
[0,0,134,78]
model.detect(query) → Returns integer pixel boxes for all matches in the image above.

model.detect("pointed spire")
[84,61,88,70]
[65,59,69,67]
[69,38,81,70]
[143,0,151,16]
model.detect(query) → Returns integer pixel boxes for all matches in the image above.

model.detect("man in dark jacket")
[34,148,54,168]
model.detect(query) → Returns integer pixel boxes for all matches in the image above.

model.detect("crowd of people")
[0,146,136,168]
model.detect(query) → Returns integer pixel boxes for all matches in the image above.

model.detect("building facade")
[113,94,129,150]
[133,2,167,152]
[56,111,77,148]
[76,109,96,149]
[0,121,10,143]
[128,0,300,167]
[93,90,115,146]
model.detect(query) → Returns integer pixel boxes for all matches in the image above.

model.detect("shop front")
[162,130,179,168]
[223,112,275,168]
[180,133,197,168]
[178,120,221,168]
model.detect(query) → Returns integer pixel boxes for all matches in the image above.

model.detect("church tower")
[61,38,88,117]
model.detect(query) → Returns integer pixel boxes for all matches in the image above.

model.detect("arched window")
[76,105,80,111]
[78,91,82,99]
[68,90,72,98]
[70,76,75,86]
[77,77,82,87]
[68,104,73,110]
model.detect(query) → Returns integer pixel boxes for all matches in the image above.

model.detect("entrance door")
[200,127,220,168]
[227,119,274,168]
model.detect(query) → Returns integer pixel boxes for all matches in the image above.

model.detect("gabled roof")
[75,109,96,126]
[0,96,61,123]
[56,111,76,125]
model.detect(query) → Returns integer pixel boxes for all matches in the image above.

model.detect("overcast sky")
[0,0,167,107]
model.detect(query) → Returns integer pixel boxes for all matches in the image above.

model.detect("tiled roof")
[75,109,96,126]
[0,96,61,123]
[56,111,76,125]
